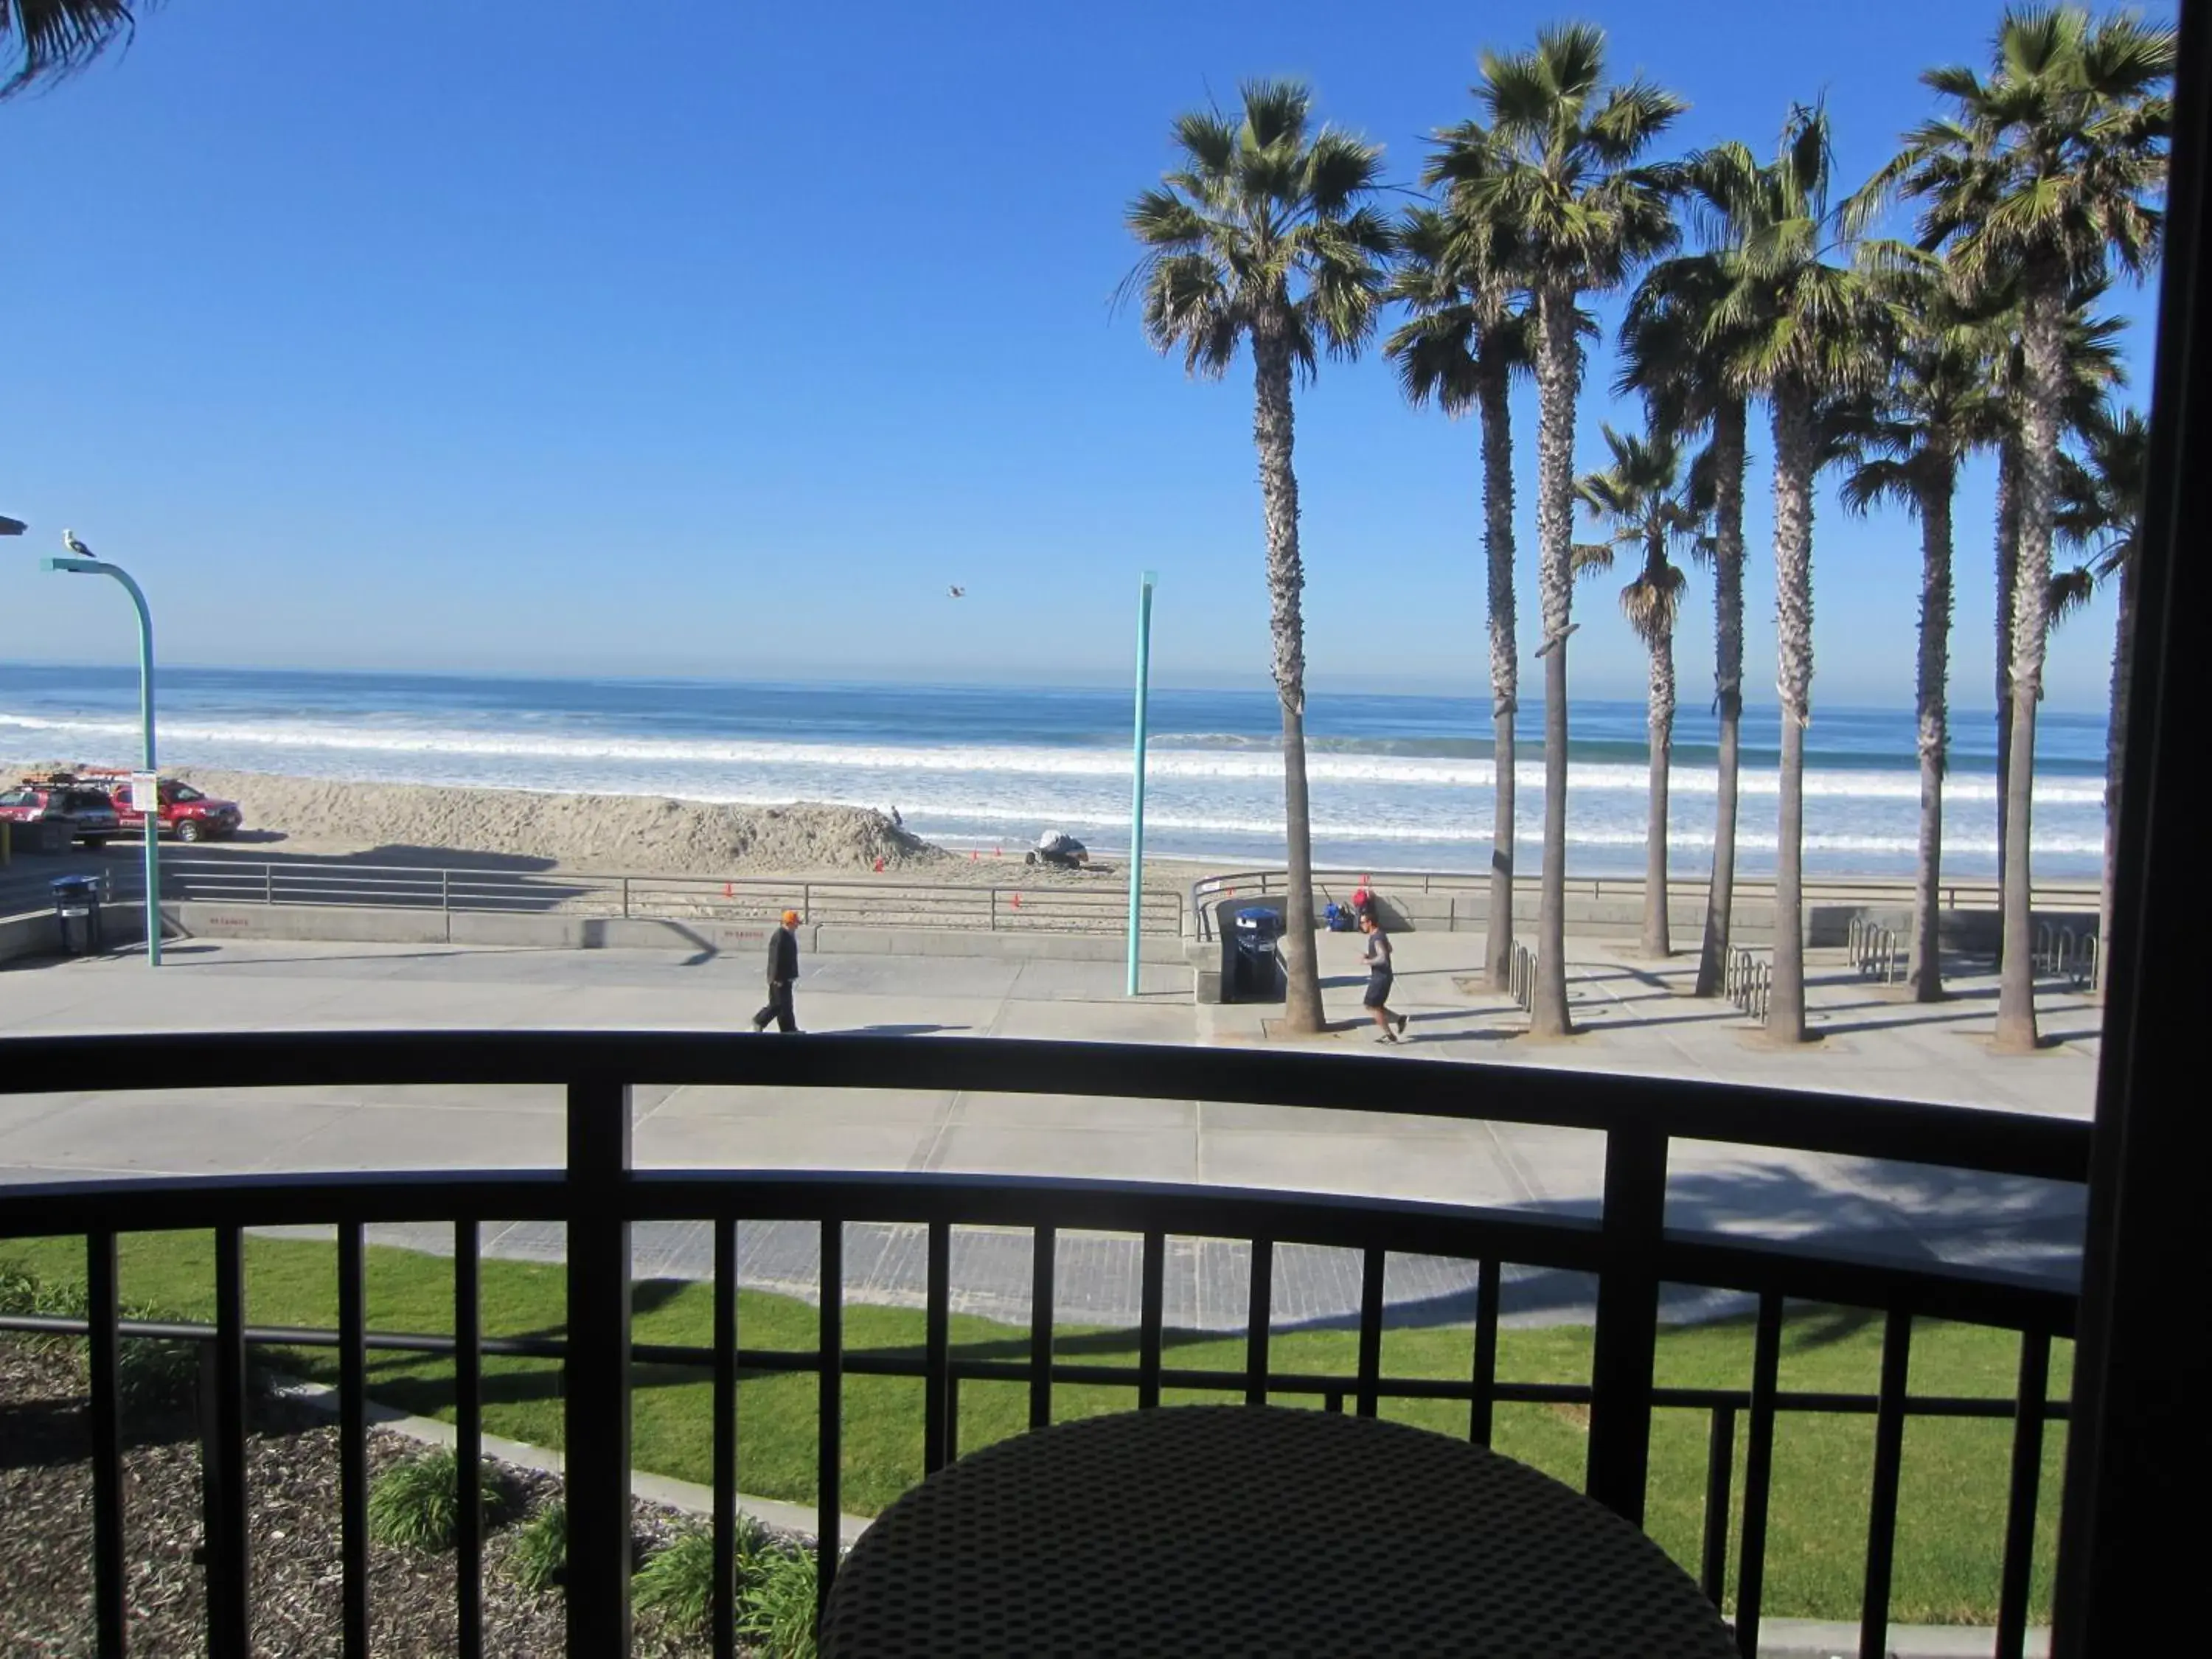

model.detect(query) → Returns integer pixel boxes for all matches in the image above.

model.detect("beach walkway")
[0,933,2097,1327]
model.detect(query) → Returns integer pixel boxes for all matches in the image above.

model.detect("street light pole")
[1126,570,1156,998]
[44,553,161,966]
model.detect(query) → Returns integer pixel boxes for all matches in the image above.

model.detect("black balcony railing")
[0,1032,2089,1659]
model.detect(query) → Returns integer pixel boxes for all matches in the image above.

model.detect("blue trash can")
[51,874,102,956]
[1229,906,1287,1003]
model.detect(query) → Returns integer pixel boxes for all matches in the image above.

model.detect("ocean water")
[0,664,2109,879]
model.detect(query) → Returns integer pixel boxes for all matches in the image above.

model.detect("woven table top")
[819,1404,1739,1658]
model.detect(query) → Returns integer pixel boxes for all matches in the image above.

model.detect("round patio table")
[818,1403,1739,1658]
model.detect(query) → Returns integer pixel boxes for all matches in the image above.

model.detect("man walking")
[753,909,803,1034]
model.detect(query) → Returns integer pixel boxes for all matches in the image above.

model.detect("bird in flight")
[947,585,965,599]
[63,529,94,558]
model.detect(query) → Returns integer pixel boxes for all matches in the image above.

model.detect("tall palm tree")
[1573,425,1698,958]
[1428,23,1683,1036]
[2,0,146,97]
[1385,207,1532,994]
[1868,4,2172,1051]
[1981,282,2128,895]
[2049,402,2147,996]
[1703,102,1899,1043]
[1840,273,1997,1002]
[1619,222,1753,998]
[1123,80,1393,1034]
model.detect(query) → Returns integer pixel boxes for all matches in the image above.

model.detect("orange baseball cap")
[782,910,801,926]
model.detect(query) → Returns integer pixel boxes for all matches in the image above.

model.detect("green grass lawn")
[1,1231,2070,1626]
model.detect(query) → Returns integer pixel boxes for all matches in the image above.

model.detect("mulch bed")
[0,1338,732,1656]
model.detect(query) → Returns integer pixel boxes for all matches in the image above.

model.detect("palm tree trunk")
[1530,285,1579,1036]
[1478,360,1520,992]
[1767,378,1818,1044]
[1994,285,2064,1052]
[1909,466,1955,1003]
[1251,326,1325,1034]
[2098,553,2132,997]
[1694,398,1747,997]
[1992,442,2020,902]
[1642,546,1676,959]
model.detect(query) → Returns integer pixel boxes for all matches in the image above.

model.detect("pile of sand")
[4,759,950,877]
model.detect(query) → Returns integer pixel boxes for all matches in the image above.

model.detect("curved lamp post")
[43,549,161,966]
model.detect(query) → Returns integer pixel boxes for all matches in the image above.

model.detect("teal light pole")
[1126,570,1157,996]
[44,550,161,966]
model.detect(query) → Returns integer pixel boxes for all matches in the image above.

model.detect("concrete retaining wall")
[161,900,1186,964]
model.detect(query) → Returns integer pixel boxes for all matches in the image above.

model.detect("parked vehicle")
[82,770,243,843]
[0,777,122,847]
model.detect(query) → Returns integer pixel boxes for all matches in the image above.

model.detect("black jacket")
[767,926,799,985]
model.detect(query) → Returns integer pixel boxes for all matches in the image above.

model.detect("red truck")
[84,771,245,843]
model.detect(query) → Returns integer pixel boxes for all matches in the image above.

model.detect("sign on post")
[133,772,160,812]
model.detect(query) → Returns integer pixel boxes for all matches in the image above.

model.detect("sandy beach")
[4,757,1217,892]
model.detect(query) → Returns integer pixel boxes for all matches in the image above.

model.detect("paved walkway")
[0,933,2098,1327]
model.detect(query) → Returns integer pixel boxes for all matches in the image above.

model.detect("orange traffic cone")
[1010,893,1023,908]
[723,883,733,899]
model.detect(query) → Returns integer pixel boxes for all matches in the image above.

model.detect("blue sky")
[0,0,2166,709]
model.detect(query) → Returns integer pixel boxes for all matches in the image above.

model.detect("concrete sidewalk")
[0,934,2096,1326]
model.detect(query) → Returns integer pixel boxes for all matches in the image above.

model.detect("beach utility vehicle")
[1027,830,1089,869]
[80,768,243,842]
[0,776,122,846]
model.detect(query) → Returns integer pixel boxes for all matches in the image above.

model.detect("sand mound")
[4,759,948,877]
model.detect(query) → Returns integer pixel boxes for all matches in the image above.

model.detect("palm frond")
[2,0,145,98]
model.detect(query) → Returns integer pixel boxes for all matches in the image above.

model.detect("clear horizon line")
[0,656,2115,717]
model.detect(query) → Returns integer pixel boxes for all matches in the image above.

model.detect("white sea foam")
[0,712,2104,804]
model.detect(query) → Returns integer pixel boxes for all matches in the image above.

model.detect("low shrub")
[740,1544,820,1659]
[507,1501,567,1594]
[366,1450,509,1552]
[632,1515,777,1637]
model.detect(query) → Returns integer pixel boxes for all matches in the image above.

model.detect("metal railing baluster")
[1469,1259,1499,1447]
[206,1225,251,1657]
[1860,1310,1913,1659]
[564,1079,633,1655]
[1587,1125,1667,1524]
[1245,1238,1273,1407]
[1734,1293,1784,1658]
[1356,1248,1385,1418]
[338,1222,368,1658]
[712,1215,740,1659]
[455,1220,484,1659]
[1029,1226,1055,1429]
[86,1230,125,1659]
[924,1220,951,1473]
[1701,1402,1736,1605]
[1138,1230,1165,1409]
[1994,1332,2052,1659]
[816,1219,844,1621]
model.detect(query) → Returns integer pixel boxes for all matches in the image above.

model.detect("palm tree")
[2049,402,2147,996]
[1840,273,1997,1002]
[1385,207,1532,994]
[1122,80,1393,1034]
[1573,425,1697,957]
[2,0,147,97]
[1868,4,2172,1051]
[1703,102,1899,1043]
[1981,282,2128,896]
[1428,23,1683,1036]
[1619,221,1753,999]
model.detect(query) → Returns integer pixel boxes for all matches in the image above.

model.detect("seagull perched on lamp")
[62,529,94,558]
